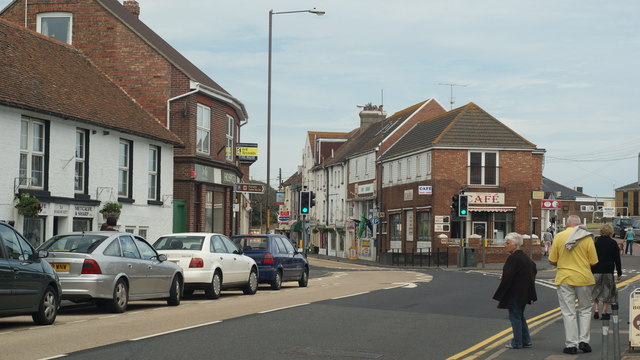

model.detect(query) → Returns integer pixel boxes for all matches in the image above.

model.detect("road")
[2,256,640,360]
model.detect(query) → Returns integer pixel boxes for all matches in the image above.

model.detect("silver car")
[38,231,183,313]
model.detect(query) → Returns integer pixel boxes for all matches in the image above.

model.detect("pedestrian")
[542,228,553,256]
[548,215,599,355]
[625,227,635,255]
[492,232,537,349]
[591,224,622,319]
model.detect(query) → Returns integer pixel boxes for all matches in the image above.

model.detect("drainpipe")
[166,82,200,130]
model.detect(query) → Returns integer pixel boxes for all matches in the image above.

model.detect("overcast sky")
[2,0,639,197]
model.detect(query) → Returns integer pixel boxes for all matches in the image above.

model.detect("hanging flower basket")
[99,202,122,221]
[14,193,42,217]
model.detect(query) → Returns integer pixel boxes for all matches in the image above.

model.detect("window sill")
[118,197,135,204]
[147,200,163,206]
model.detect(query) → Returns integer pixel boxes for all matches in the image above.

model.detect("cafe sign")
[466,192,505,205]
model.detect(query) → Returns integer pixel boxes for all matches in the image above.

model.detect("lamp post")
[266,8,325,233]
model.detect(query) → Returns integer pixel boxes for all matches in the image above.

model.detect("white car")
[153,233,258,299]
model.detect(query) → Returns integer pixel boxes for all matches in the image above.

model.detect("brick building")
[1,0,252,235]
[377,103,545,263]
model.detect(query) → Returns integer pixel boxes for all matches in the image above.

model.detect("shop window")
[416,212,432,241]
[493,212,514,242]
[389,213,402,241]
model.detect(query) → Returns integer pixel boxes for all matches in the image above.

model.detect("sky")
[2,0,639,198]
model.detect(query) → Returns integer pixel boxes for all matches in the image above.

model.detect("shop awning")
[469,206,516,212]
[290,220,302,232]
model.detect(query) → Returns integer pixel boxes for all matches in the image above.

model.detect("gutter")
[166,82,200,130]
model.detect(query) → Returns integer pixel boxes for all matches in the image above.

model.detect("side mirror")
[234,249,244,255]
[157,254,167,262]
[37,250,49,259]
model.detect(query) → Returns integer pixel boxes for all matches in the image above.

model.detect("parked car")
[612,217,637,238]
[153,233,258,299]
[37,232,183,313]
[0,221,61,325]
[231,234,309,290]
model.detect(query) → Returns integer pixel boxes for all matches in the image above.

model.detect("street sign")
[278,216,289,223]
[235,183,265,194]
[541,200,562,209]
[418,185,432,195]
[603,207,615,218]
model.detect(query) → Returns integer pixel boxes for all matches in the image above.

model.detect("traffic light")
[458,195,468,217]
[300,191,310,215]
[310,191,316,208]
[451,195,459,217]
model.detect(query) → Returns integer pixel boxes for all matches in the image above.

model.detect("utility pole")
[438,83,467,110]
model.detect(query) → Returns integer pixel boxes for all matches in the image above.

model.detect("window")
[210,235,228,253]
[120,235,140,259]
[406,158,412,179]
[416,212,432,241]
[37,12,72,44]
[389,213,402,242]
[397,161,402,182]
[226,115,234,162]
[75,129,88,193]
[469,151,498,186]
[118,139,132,198]
[148,146,160,201]
[205,191,224,233]
[388,163,393,184]
[19,117,46,189]
[197,104,210,154]
[134,237,157,260]
[493,213,514,241]
[416,155,421,178]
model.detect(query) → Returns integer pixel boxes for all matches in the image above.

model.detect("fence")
[379,247,449,267]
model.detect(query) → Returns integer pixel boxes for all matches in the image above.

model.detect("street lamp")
[266,8,325,232]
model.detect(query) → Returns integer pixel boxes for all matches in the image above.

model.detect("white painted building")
[0,20,182,246]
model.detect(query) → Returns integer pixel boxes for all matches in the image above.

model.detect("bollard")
[602,313,610,360]
[612,303,620,360]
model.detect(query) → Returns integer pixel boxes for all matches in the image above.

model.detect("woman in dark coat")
[493,232,538,349]
[592,224,622,319]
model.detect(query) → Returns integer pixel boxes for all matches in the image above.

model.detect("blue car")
[231,234,308,290]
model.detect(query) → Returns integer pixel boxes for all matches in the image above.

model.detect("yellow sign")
[236,146,258,156]
[532,191,544,200]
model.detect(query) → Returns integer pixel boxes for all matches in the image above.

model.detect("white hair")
[567,215,581,227]
[505,232,523,247]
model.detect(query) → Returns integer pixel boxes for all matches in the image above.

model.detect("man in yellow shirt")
[549,215,599,355]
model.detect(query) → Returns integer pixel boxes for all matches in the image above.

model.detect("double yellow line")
[447,274,640,360]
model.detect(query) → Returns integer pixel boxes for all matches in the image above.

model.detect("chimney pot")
[123,0,140,18]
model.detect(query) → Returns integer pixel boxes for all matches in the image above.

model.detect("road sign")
[278,216,289,223]
[235,183,265,194]
[603,207,615,218]
[541,200,562,209]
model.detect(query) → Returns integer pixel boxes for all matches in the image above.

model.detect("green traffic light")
[460,210,467,215]
[302,207,309,213]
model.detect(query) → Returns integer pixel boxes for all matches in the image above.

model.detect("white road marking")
[130,321,222,341]
[37,355,68,360]
[258,303,310,313]
[331,292,369,300]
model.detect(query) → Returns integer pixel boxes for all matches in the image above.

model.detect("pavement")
[308,242,640,359]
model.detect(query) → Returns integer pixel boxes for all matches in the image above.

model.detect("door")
[473,222,487,239]
[1,226,43,310]
[278,236,301,280]
[0,242,13,310]
[221,235,247,284]
[173,200,186,233]
[134,237,173,295]
[118,235,150,296]
[210,235,235,283]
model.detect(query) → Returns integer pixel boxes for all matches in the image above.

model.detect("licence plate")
[53,263,69,272]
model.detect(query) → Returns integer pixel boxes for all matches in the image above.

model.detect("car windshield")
[39,234,107,253]
[154,236,204,250]
[620,218,634,227]
[232,236,269,250]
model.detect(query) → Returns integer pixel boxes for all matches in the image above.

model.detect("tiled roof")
[323,100,433,167]
[616,181,640,191]
[282,171,302,187]
[0,19,182,145]
[543,177,591,199]
[380,103,538,161]
[97,0,229,96]
[307,131,350,158]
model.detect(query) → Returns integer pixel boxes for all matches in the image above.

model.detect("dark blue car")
[231,234,308,290]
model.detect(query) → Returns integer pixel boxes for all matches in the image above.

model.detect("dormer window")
[36,12,73,44]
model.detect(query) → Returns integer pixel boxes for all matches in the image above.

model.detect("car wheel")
[108,279,128,313]
[271,269,282,290]
[243,268,258,295]
[205,271,221,299]
[32,286,58,325]
[167,275,182,306]
[298,268,309,288]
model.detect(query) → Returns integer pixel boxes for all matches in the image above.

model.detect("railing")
[382,247,449,267]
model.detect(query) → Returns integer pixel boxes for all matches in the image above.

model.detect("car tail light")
[189,258,204,268]
[81,259,102,274]
[263,253,274,264]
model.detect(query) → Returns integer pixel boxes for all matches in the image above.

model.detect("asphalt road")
[3,255,640,360]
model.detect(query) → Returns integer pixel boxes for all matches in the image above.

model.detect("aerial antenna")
[439,83,467,110]
[381,89,384,108]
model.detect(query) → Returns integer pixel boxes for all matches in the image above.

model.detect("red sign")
[541,200,562,209]
[279,211,290,217]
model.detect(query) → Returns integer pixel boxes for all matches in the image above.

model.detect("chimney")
[358,104,386,130]
[576,186,583,193]
[123,0,140,18]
